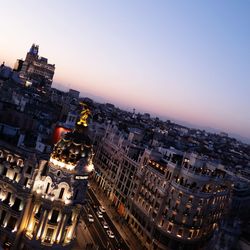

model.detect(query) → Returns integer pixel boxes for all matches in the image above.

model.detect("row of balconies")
[171,181,216,197]
[171,178,229,196]
[181,164,226,179]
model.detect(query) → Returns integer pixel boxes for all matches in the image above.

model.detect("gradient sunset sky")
[1,1,249,139]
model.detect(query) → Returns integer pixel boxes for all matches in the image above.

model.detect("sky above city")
[0,1,249,140]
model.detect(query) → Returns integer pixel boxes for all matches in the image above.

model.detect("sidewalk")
[90,181,144,250]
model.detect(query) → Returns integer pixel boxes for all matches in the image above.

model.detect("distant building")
[220,132,228,138]
[17,44,55,89]
[13,59,24,72]
[68,89,80,99]
[0,62,12,79]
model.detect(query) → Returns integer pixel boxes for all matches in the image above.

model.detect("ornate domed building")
[0,105,94,250]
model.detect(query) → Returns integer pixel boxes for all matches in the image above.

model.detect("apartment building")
[93,123,232,250]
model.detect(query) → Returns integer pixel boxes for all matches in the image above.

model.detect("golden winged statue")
[77,102,91,127]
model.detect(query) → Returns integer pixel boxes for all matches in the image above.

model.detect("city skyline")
[0,0,249,140]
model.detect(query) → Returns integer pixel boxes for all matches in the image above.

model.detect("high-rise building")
[0,107,94,249]
[17,44,55,89]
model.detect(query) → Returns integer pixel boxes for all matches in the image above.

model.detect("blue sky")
[0,0,249,139]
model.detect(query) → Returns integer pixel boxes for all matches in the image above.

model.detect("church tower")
[17,104,94,249]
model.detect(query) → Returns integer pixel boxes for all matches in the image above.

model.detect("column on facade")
[25,203,39,236]
[36,209,48,239]
[56,213,68,244]
[67,209,80,241]
[3,212,11,228]
[12,196,33,250]
[40,210,50,241]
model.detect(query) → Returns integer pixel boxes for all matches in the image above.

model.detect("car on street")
[96,210,103,218]
[88,214,94,222]
[99,206,106,213]
[107,230,115,238]
[102,220,109,229]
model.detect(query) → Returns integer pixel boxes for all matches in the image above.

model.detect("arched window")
[7,154,13,162]
[59,188,65,199]
[45,183,50,194]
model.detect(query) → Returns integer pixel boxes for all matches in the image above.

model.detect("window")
[12,198,21,212]
[36,206,42,218]
[188,196,193,203]
[7,155,13,162]
[177,229,183,237]
[161,217,165,227]
[45,183,50,194]
[26,166,32,174]
[59,188,65,199]
[0,210,6,225]
[170,214,176,221]
[3,192,11,204]
[17,159,23,166]
[7,216,17,230]
[2,167,7,176]
[14,173,18,181]
[167,224,173,232]
[188,230,193,239]
[24,177,29,187]
[174,203,179,209]
[44,228,54,243]
[50,210,59,223]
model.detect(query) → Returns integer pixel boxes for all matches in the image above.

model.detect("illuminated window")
[188,196,193,203]
[167,224,173,232]
[17,159,23,166]
[188,230,193,239]
[44,228,54,243]
[177,228,183,237]
[7,155,13,162]
[160,219,164,226]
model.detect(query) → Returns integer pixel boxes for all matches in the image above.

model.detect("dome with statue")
[49,103,94,172]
